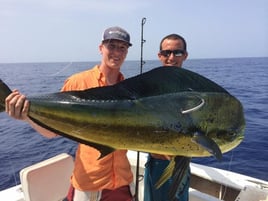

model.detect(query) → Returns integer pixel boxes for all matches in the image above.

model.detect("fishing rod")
[140,17,146,74]
[135,17,146,201]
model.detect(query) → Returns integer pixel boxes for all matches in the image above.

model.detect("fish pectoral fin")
[168,156,191,200]
[154,157,176,189]
[192,132,222,161]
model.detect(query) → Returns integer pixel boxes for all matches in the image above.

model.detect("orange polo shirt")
[61,65,133,191]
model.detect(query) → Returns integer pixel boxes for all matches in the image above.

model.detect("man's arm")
[5,90,58,138]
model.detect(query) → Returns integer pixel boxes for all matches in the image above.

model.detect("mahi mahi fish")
[0,66,245,199]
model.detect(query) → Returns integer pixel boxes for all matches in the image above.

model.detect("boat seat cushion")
[20,153,74,201]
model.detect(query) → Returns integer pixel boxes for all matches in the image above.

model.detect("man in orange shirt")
[5,26,134,201]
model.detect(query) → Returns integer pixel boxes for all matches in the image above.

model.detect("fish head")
[180,92,245,157]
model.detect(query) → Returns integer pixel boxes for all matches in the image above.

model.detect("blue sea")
[0,57,267,190]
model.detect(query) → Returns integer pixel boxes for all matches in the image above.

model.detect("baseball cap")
[102,26,132,46]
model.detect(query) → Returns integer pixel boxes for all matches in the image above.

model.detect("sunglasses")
[160,49,185,57]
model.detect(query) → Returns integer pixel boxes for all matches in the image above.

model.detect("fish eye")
[216,130,237,141]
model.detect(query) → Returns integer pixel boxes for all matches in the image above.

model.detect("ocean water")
[0,57,267,190]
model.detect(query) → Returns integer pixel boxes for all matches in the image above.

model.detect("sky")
[0,0,267,63]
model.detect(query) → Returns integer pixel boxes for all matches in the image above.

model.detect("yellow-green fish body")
[0,67,245,159]
[0,66,245,199]
[28,91,243,158]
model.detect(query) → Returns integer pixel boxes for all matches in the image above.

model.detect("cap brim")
[103,38,132,46]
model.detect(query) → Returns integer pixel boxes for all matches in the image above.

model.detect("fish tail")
[169,156,191,201]
[0,79,12,112]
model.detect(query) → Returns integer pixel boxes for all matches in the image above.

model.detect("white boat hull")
[0,151,267,201]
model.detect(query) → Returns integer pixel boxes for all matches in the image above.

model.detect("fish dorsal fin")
[60,67,229,102]
[118,66,229,97]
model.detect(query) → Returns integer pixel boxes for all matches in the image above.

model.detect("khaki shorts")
[73,189,101,201]
[71,184,135,201]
